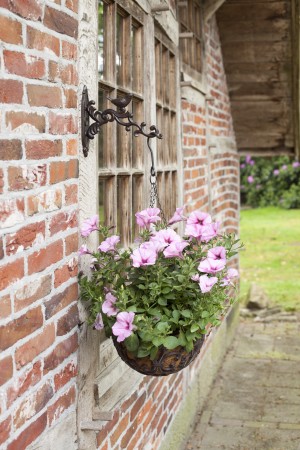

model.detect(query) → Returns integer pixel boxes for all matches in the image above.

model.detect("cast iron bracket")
[81,85,162,157]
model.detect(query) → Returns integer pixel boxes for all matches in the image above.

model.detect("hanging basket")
[112,335,205,376]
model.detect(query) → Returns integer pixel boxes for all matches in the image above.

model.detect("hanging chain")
[147,139,167,226]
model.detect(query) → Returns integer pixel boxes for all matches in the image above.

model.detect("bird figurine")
[107,93,133,111]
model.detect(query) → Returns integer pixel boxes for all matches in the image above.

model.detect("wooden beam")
[204,0,226,22]
[238,148,294,157]
[291,0,300,160]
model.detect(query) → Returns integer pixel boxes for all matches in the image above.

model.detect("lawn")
[239,207,300,311]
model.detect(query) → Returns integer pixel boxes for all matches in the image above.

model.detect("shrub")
[240,155,300,209]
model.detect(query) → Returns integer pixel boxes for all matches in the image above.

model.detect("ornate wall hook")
[81,86,162,157]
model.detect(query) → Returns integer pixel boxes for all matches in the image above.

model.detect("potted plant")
[79,207,241,376]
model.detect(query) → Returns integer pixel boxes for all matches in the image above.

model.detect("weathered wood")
[224,62,290,83]
[204,0,226,21]
[218,1,290,22]
[291,0,300,160]
[229,81,290,101]
[92,409,114,421]
[219,19,290,43]
[239,148,294,157]
[221,40,291,63]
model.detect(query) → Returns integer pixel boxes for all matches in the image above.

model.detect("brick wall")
[0,6,239,450]
[0,1,79,448]
[182,18,239,235]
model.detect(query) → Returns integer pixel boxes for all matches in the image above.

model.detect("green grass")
[239,207,300,311]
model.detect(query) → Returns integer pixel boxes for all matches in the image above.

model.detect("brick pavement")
[185,318,300,450]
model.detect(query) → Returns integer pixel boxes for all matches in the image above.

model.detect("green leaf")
[163,336,179,349]
[148,308,161,316]
[152,337,163,347]
[156,321,168,332]
[181,310,192,318]
[185,340,194,352]
[150,346,159,360]
[124,334,139,352]
[137,347,150,357]
[172,310,180,322]
[138,284,146,290]
[201,311,210,318]
[127,305,137,312]
[158,297,167,306]
[190,323,199,332]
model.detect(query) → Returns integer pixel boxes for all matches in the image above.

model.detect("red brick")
[59,64,78,85]
[130,392,146,421]
[14,274,51,312]
[0,416,11,446]
[8,164,47,191]
[65,183,78,205]
[96,410,119,447]
[0,258,24,291]
[120,417,139,448]
[62,41,77,60]
[14,382,53,429]
[54,362,77,391]
[44,6,78,38]
[4,51,45,79]
[111,413,129,447]
[0,15,22,44]
[64,88,77,108]
[127,427,142,450]
[0,80,23,104]
[0,356,13,386]
[28,240,63,274]
[27,84,62,108]
[26,139,62,159]
[66,138,78,156]
[48,60,59,83]
[16,324,55,369]
[0,139,22,160]
[27,26,60,57]
[0,306,43,351]
[27,189,62,216]
[7,361,42,407]
[6,111,45,134]
[44,332,78,373]
[54,258,78,288]
[2,0,42,20]
[0,294,11,319]
[66,0,78,13]
[6,221,45,255]
[65,232,79,255]
[0,236,4,259]
[45,282,78,319]
[57,304,79,336]
[49,112,78,134]
[7,411,47,450]
[0,168,3,194]
[47,385,76,426]
[50,160,78,184]
[49,210,78,236]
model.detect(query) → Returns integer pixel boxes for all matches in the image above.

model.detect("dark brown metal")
[81,86,162,157]
[112,336,205,376]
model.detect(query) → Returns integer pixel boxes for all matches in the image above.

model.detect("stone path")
[185,318,300,450]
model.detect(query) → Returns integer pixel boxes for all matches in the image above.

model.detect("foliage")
[240,207,300,311]
[240,155,300,209]
[79,208,241,359]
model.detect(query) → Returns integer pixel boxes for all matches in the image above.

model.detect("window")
[94,1,181,412]
[98,0,145,246]
[178,0,204,75]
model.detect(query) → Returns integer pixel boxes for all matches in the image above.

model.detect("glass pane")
[132,175,143,239]
[98,1,105,79]
[132,99,143,168]
[117,176,130,245]
[99,178,106,224]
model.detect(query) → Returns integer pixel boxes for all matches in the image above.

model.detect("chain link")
[149,177,167,226]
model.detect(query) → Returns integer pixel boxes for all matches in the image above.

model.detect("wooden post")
[204,0,226,22]
[291,0,300,160]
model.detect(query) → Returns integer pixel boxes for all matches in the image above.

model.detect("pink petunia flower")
[198,257,226,274]
[191,274,200,282]
[78,244,90,256]
[151,228,182,248]
[247,176,254,184]
[184,223,203,239]
[168,207,186,225]
[163,241,189,258]
[135,208,161,229]
[130,247,157,267]
[293,161,300,168]
[102,292,119,317]
[140,240,162,254]
[200,222,219,242]
[98,235,120,253]
[281,165,287,170]
[186,210,212,227]
[112,312,136,342]
[93,312,104,330]
[273,169,280,176]
[207,246,226,261]
[81,215,99,237]
[240,163,246,169]
[199,275,218,293]
[245,155,252,164]
[221,268,239,286]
